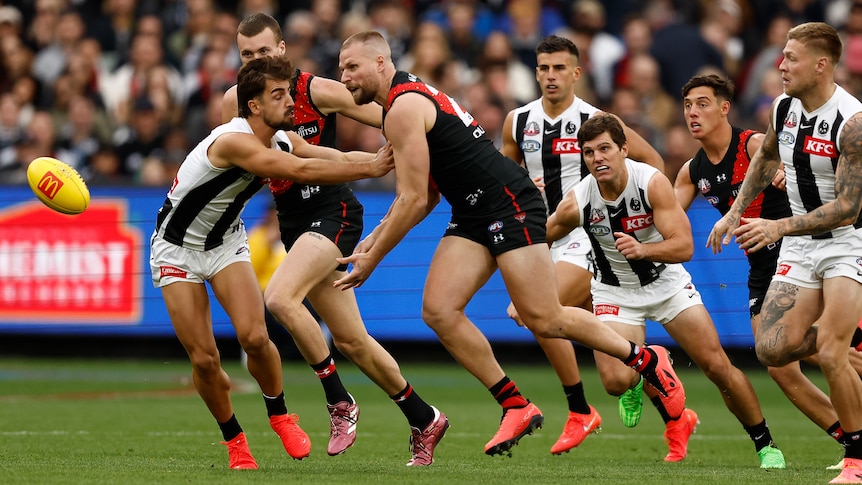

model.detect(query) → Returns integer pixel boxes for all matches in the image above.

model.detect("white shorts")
[591,264,703,326]
[550,227,592,271]
[150,228,251,287]
[772,229,862,289]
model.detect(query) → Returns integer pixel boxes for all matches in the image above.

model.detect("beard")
[351,83,377,105]
[263,111,295,131]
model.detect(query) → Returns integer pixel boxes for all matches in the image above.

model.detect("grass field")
[0,353,847,484]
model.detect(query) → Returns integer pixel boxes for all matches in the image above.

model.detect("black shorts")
[444,186,547,256]
[277,188,363,272]
[747,241,781,318]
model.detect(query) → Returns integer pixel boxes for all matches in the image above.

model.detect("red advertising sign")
[0,200,142,322]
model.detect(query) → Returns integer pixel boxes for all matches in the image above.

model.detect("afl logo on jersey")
[783,111,797,128]
[523,122,540,136]
[589,226,610,236]
[777,131,795,146]
[488,220,504,232]
[521,140,541,152]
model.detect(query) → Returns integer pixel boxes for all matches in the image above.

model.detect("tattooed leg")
[756,281,817,366]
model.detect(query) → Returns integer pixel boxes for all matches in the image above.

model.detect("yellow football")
[26,156,90,215]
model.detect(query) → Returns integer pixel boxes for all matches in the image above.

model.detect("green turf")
[0,355,846,484]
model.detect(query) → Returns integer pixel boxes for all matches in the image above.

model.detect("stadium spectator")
[566,0,625,104]
[113,96,166,176]
[613,16,653,95]
[476,31,537,108]
[495,0,565,70]
[625,53,679,131]
[739,14,792,117]
[0,92,24,151]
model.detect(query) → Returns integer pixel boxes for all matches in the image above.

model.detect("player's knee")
[189,350,221,376]
[755,341,787,367]
[237,326,271,355]
[263,293,303,324]
[332,333,367,358]
[421,302,455,329]
[766,364,799,387]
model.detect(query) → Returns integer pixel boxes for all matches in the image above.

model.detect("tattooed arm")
[734,112,862,252]
[707,100,783,253]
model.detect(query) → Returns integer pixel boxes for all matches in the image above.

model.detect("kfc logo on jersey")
[697,178,711,194]
[594,304,620,316]
[488,220,504,232]
[589,208,605,223]
[776,263,792,276]
[783,111,797,128]
[523,122,540,136]
[803,136,837,157]
[552,139,580,154]
[622,213,654,232]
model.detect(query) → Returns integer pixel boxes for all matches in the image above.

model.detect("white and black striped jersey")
[511,96,600,214]
[773,85,862,239]
[154,117,292,251]
[574,159,673,288]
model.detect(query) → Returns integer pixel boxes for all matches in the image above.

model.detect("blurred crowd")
[1,0,862,189]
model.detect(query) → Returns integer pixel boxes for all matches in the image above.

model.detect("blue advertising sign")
[0,187,755,346]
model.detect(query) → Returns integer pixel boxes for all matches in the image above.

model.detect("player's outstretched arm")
[334,93,438,290]
[210,132,394,183]
[311,76,383,128]
[707,100,781,253]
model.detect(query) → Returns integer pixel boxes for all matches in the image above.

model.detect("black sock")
[844,429,862,459]
[218,414,243,441]
[852,325,862,348]
[391,383,435,430]
[311,355,351,405]
[563,382,590,414]
[489,376,529,410]
[744,420,774,452]
[828,421,844,443]
[263,391,287,417]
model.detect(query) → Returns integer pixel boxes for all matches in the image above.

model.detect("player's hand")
[506,301,527,327]
[733,217,781,253]
[334,251,379,290]
[706,213,741,254]
[354,233,376,254]
[369,143,394,177]
[531,175,545,193]
[613,232,646,260]
[771,167,786,191]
